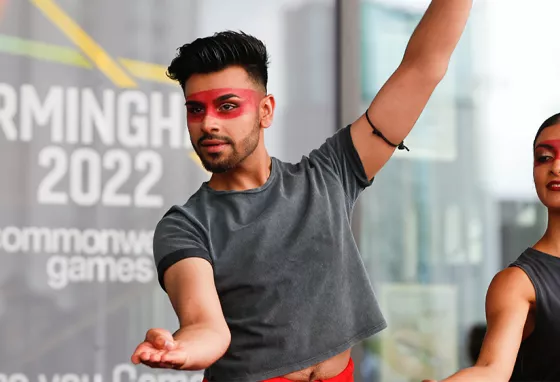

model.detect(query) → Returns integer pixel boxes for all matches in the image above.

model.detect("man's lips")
[200,140,230,154]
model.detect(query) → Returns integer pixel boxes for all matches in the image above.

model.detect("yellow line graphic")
[0,34,178,86]
[119,58,175,85]
[31,0,137,88]
[0,34,92,68]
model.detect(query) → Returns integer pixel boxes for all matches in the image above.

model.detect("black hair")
[534,113,560,148]
[167,30,269,91]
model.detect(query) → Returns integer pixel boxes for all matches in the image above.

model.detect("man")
[131,1,472,381]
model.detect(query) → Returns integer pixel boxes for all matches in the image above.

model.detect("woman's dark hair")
[167,30,269,91]
[534,113,560,148]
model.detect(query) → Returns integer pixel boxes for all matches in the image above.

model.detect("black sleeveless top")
[509,248,560,381]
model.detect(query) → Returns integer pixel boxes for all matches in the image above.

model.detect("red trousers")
[203,358,354,382]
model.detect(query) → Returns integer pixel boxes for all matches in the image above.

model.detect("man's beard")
[194,122,260,174]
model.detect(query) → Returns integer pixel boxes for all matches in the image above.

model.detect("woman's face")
[533,124,560,210]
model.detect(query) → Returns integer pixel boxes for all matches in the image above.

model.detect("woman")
[427,113,560,381]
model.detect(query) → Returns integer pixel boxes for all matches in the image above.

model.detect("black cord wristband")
[365,110,409,151]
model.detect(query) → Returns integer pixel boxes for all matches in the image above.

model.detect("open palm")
[131,328,190,369]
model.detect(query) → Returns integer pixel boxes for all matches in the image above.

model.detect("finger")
[157,362,175,369]
[140,359,176,370]
[131,354,141,364]
[145,328,175,350]
[143,362,177,370]
[131,346,148,364]
[131,347,141,364]
[145,328,173,343]
[131,342,156,363]
[148,352,165,364]
[140,360,161,369]
[139,351,164,363]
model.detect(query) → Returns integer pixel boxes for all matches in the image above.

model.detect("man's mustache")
[198,134,234,146]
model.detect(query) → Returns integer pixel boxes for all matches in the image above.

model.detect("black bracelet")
[365,110,409,151]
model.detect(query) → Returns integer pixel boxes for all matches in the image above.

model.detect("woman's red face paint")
[534,140,560,167]
[185,88,262,124]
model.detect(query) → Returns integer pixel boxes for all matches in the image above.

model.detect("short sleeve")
[153,208,212,291]
[309,125,373,202]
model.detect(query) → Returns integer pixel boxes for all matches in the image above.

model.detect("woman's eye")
[536,155,553,163]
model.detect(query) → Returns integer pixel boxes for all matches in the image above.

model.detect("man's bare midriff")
[281,349,352,382]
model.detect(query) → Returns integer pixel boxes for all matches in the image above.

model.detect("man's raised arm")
[351,0,472,179]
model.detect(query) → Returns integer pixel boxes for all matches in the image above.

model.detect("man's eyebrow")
[215,93,240,102]
[184,93,240,107]
[185,100,203,107]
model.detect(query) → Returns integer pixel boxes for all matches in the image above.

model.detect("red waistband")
[203,358,354,382]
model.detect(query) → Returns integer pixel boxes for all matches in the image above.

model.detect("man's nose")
[200,113,220,134]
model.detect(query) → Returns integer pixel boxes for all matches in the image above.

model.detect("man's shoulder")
[157,187,208,227]
[272,155,330,184]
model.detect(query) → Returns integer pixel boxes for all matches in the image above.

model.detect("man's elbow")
[198,325,231,370]
[401,55,449,85]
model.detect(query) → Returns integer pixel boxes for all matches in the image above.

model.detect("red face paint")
[534,140,560,167]
[185,88,263,124]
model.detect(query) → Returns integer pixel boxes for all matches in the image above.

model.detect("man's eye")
[187,106,204,114]
[219,103,237,112]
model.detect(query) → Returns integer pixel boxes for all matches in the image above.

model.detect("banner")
[1,0,337,381]
[0,1,206,380]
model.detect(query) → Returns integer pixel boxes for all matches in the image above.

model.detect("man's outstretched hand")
[131,328,189,369]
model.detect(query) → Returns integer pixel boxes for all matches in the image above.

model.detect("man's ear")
[260,94,275,129]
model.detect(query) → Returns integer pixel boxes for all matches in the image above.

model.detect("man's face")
[184,66,272,173]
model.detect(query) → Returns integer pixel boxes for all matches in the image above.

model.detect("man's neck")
[207,149,272,192]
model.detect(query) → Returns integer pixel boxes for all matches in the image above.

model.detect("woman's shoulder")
[487,266,536,305]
